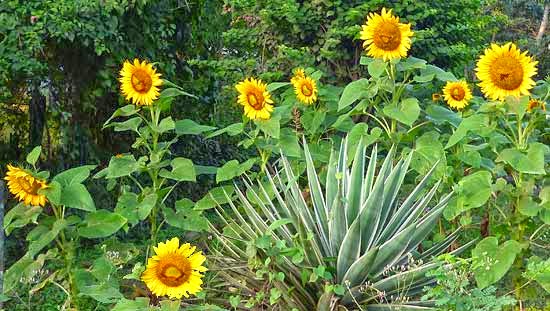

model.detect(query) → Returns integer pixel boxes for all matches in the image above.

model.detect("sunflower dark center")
[157,258,191,287]
[489,55,524,91]
[373,21,401,51]
[131,69,153,93]
[301,83,313,97]
[450,86,465,101]
[247,92,264,110]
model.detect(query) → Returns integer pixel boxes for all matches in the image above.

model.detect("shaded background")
[0,0,548,219]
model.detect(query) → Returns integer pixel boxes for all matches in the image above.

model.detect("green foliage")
[210,137,462,310]
[422,255,517,311]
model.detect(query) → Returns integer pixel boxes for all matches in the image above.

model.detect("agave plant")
[209,137,472,310]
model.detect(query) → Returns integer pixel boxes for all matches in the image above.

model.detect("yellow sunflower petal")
[360,7,414,61]
[3,165,48,206]
[442,80,473,110]
[235,78,274,120]
[119,58,163,106]
[475,43,538,101]
[142,238,206,299]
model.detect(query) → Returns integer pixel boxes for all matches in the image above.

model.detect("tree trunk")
[536,2,550,45]
[29,84,46,148]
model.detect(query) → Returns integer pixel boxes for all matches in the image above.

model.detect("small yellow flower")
[442,81,473,110]
[291,69,318,105]
[476,43,538,101]
[4,165,48,206]
[527,99,546,112]
[119,59,163,106]
[235,78,274,120]
[432,93,441,102]
[142,238,207,299]
[360,8,414,61]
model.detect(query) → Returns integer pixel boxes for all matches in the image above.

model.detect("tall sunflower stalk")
[99,58,199,256]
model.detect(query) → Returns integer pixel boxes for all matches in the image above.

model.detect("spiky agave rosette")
[208,137,473,310]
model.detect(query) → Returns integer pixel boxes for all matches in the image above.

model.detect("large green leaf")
[445,114,488,149]
[159,157,196,182]
[106,155,139,179]
[163,199,209,232]
[444,171,492,220]
[472,237,521,288]
[175,119,216,135]
[216,159,256,183]
[79,210,127,239]
[337,78,369,111]
[59,183,96,212]
[497,143,549,175]
[383,98,420,126]
[53,165,96,186]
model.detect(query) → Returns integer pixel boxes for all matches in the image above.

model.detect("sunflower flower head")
[142,237,207,299]
[360,7,414,61]
[527,99,546,112]
[476,43,538,101]
[4,164,48,206]
[291,69,318,105]
[235,78,274,120]
[442,80,473,110]
[119,58,163,106]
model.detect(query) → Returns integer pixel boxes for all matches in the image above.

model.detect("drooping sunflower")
[476,43,538,101]
[442,80,473,110]
[291,69,318,105]
[527,99,546,112]
[4,165,48,206]
[235,78,274,120]
[119,59,163,106]
[360,7,414,61]
[141,237,207,299]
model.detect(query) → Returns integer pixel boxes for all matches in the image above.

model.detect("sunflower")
[142,238,207,299]
[119,59,163,106]
[476,43,538,101]
[432,93,441,102]
[4,165,48,206]
[527,99,546,112]
[291,70,318,105]
[290,68,306,85]
[442,81,473,110]
[360,7,414,61]
[235,78,274,120]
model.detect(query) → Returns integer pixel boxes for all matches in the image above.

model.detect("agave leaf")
[402,194,452,255]
[381,161,440,236]
[372,263,439,292]
[370,224,415,277]
[375,159,403,232]
[361,145,378,201]
[303,139,330,249]
[415,227,461,260]
[329,187,347,256]
[337,217,362,282]
[346,138,366,224]
[280,156,327,263]
[326,148,339,214]
[341,247,379,287]
[359,168,385,253]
